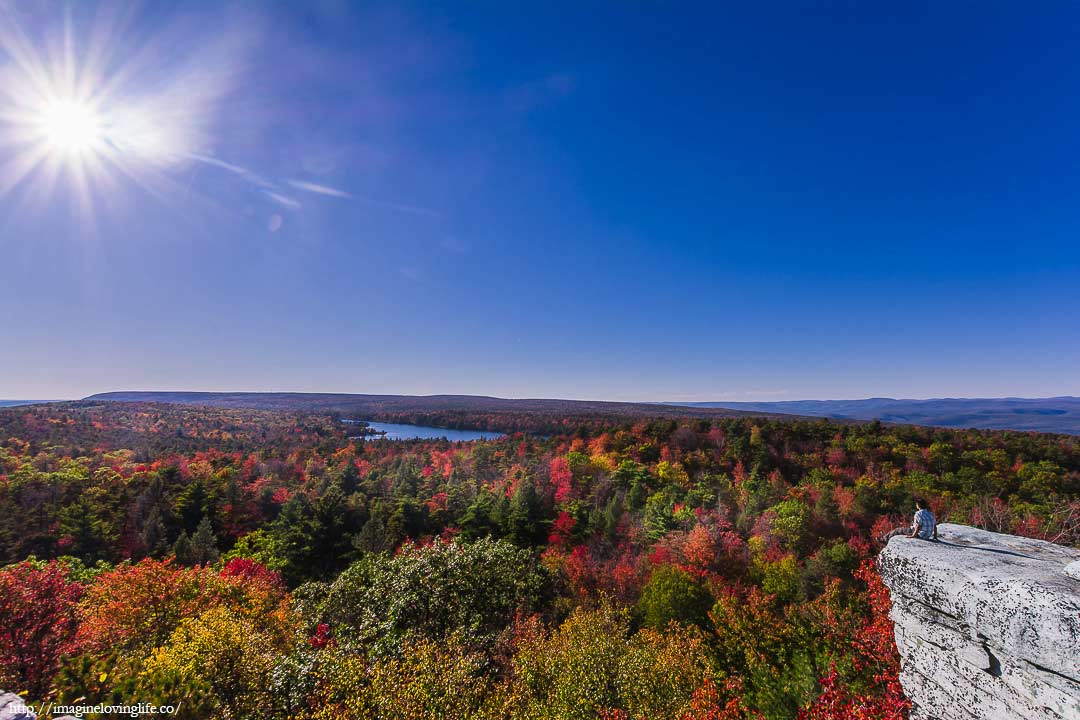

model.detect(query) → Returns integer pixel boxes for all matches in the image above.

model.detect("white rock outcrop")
[0,694,34,720]
[0,693,76,720]
[878,523,1080,720]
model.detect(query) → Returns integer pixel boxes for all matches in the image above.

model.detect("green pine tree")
[190,516,220,565]
[173,530,193,565]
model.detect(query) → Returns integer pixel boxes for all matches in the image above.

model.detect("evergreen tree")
[459,490,499,540]
[627,480,647,511]
[339,461,361,496]
[175,478,209,535]
[272,493,317,584]
[385,499,424,544]
[354,515,389,555]
[58,498,111,564]
[506,477,542,546]
[310,483,355,577]
[173,531,193,565]
[603,494,623,541]
[133,476,172,558]
[139,506,169,559]
[190,516,220,565]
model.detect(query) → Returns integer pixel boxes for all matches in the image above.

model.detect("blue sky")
[1,1,1077,401]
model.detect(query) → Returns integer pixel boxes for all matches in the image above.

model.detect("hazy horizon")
[4,390,1077,405]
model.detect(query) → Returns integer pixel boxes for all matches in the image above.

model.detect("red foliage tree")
[76,558,217,653]
[0,561,83,696]
[798,561,910,720]
[563,544,600,598]
[549,456,574,502]
[796,666,908,720]
[681,678,765,720]
[548,511,576,547]
[219,557,285,594]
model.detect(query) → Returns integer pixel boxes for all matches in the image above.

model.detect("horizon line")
[14,390,1074,404]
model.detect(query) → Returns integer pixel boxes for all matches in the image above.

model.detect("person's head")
[915,498,929,510]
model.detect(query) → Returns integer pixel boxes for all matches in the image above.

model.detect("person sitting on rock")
[880,498,938,542]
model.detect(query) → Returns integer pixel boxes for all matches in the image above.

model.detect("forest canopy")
[0,401,1076,719]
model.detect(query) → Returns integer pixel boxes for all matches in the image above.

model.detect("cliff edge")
[878,523,1080,720]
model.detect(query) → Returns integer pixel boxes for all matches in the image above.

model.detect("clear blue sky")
[1,1,1077,401]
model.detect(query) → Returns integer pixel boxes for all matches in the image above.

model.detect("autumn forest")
[1,400,1077,720]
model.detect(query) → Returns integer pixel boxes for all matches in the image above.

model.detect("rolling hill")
[82,392,1080,434]
[82,391,792,435]
[665,397,1080,435]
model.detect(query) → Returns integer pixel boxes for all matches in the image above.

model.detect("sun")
[0,7,330,226]
[0,5,230,219]
[34,98,106,155]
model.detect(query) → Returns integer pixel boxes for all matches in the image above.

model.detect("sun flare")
[1,7,348,227]
[0,4,243,221]
[35,98,106,154]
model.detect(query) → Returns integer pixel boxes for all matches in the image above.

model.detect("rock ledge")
[0,692,76,720]
[878,523,1080,720]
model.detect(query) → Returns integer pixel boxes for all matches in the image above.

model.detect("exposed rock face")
[0,693,36,720]
[879,523,1080,720]
[0,693,75,720]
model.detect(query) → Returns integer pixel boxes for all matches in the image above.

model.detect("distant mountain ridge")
[664,397,1080,435]
[81,391,791,434]
[79,391,1080,435]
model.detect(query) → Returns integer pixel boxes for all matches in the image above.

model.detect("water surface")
[348,420,504,442]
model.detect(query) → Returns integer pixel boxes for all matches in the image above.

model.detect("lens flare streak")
[0,4,238,221]
[0,5,360,228]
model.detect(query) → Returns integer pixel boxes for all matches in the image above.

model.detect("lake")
[347,420,505,442]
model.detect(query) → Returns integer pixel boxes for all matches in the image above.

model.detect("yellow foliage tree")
[142,607,284,720]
